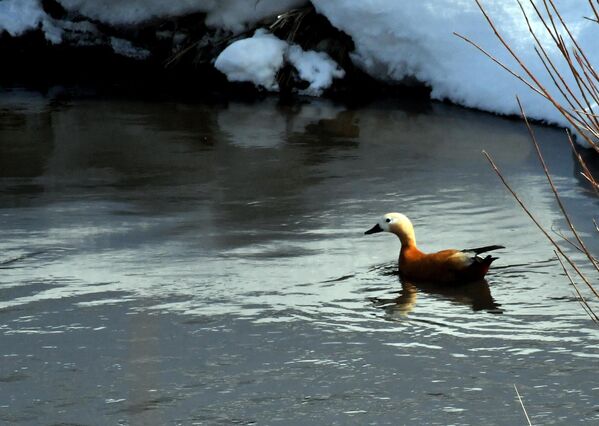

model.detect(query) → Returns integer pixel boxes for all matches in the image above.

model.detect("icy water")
[1,89,599,425]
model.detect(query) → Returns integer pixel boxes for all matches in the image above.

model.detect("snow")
[287,45,345,96]
[215,30,345,95]
[0,0,306,47]
[110,37,151,60]
[0,0,45,37]
[55,0,306,31]
[215,30,287,91]
[311,0,598,128]
[1,0,598,130]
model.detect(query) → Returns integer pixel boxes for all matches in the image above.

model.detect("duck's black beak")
[364,223,383,235]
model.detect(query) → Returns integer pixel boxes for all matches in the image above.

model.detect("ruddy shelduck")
[365,212,503,283]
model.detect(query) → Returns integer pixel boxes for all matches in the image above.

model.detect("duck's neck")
[397,231,416,249]
[398,235,417,250]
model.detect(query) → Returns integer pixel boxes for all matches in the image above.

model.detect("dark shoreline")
[1,26,590,151]
[0,38,430,107]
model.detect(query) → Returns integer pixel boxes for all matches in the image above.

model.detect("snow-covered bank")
[312,0,598,129]
[1,0,597,130]
[0,0,306,37]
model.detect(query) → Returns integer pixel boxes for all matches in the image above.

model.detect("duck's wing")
[456,246,504,281]
[460,245,504,276]
[461,245,505,255]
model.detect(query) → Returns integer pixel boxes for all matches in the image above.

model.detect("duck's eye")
[385,218,391,223]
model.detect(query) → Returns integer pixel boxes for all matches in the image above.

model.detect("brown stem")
[482,150,599,298]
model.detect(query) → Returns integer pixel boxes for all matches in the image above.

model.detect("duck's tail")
[462,245,505,255]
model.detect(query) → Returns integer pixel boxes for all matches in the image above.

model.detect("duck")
[365,212,504,283]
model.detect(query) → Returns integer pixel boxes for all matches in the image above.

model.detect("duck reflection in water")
[369,264,503,318]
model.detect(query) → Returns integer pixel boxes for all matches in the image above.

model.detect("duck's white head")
[364,212,416,246]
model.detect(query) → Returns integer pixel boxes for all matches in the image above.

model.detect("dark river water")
[1,88,598,425]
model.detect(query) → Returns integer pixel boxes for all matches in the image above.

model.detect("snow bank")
[215,30,345,95]
[56,0,306,31]
[2,0,598,130]
[0,0,306,48]
[311,0,598,128]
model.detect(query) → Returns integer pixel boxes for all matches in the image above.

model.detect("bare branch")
[565,131,599,198]
[468,0,599,152]
[517,98,599,274]
[555,250,599,324]
[483,150,599,298]
[453,32,543,97]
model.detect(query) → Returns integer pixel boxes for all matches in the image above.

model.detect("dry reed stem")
[458,0,599,152]
[581,172,599,192]
[589,0,599,22]
[516,97,599,274]
[270,8,311,42]
[482,150,599,298]
[545,0,596,79]
[555,250,599,323]
[520,1,599,133]
[514,384,533,426]
[553,228,599,263]
[164,7,309,68]
[522,0,599,135]
[519,0,595,124]
[470,2,599,322]
[453,33,543,96]
[565,131,599,197]
[454,29,594,141]
[520,0,598,132]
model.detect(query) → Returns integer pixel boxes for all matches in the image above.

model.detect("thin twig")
[465,0,599,152]
[588,0,599,22]
[519,0,593,125]
[555,251,599,324]
[529,0,599,130]
[482,150,599,298]
[552,227,599,263]
[566,130,599,197]
[517,98,599,274]
[514,384,533,426]
[453,32,543,97]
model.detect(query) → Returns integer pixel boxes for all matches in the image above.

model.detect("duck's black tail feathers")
[462,245,505,255]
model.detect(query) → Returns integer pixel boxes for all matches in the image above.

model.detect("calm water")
[1,89,598,425]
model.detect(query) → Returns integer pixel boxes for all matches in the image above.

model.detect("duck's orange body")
[399,245,496,283]
[365,212,503,284]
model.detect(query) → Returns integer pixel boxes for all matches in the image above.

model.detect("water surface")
[1,89,598,425]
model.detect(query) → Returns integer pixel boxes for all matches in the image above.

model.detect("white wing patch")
[448,251,475,267]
